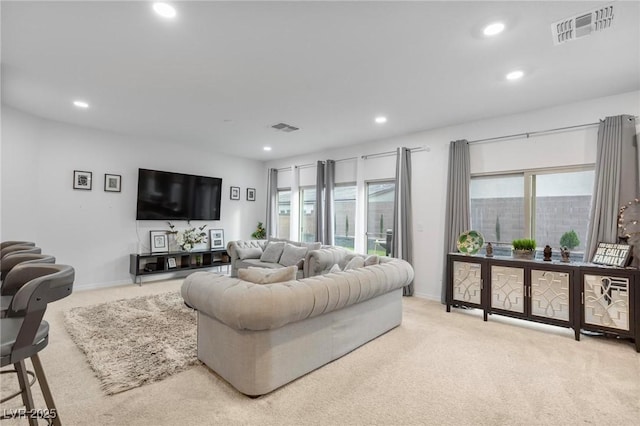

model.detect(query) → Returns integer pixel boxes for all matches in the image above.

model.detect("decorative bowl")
[457,230,484,255]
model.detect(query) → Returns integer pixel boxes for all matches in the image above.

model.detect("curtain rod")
[468,115,639,145]
[274,156,359,172]
[361,146,425,160]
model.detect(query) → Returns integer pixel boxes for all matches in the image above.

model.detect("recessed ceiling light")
[153,3,176,19]
[506,70,524,80]
[483,22,505,36]
[375,116,387,124]
[73,100,89,108]
[263,146,272,151]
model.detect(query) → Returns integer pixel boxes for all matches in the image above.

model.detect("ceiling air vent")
[271,122,299,132]
[552,3,614,45]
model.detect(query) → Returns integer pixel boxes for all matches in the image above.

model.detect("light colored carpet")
[62,291,198,395]
[1,278,639,425]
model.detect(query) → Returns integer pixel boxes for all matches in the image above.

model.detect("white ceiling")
[2,1,639,161]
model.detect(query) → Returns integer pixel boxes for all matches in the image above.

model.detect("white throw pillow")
[329,264,341,273]
[364,255,380,266]
[259,242,286,263]
[235,247,263,260]
[238,266,298,284]
[279,244,308,267]
[343,256,365,270]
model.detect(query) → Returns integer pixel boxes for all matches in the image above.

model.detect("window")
[534,169,594,252]
[470,167,594,254]
[334,184,356,250]
[470,174,525,245]
[277,189,291,240]
[366,181,395,255]
[300,187,316,243]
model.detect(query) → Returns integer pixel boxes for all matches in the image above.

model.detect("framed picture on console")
[150,230,169,253]
[247,188,256,201]
[167,257,177,269]
[230,186,240,200]
[210,229,225,250]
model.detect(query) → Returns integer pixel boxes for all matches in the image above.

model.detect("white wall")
[1,107,266,288]
[265,90,640,300]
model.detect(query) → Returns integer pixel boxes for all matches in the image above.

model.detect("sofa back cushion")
[279,244,308,267]
[269,237,322,251]
[260,242,286,263]
[238,265,298,284]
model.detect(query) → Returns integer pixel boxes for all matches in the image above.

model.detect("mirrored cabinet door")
[583,274,630,331]
[531,269,571,321]
[452,261,483,305]
[491,265,525,313]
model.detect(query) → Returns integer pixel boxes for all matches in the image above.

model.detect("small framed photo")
[73,170,92,190]
[104,174,122,192]
[247,188,256,201]
[230,186,240,200]
[210,229,225,250]
[150,230,169,254]
[167,257,177,269]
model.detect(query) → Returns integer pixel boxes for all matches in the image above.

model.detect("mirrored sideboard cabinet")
[446,253,639,352]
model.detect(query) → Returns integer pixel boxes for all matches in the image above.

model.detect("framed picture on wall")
[150,231,169,253]
[230,186,240,200]
[73,170,92,190]
[210,229,225,250]
[247,188,256,201]
[104,174,121,192]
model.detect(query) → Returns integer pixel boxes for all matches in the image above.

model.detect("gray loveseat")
[181,255,414,396]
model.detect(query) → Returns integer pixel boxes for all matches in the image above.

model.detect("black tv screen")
[136,169,222,220]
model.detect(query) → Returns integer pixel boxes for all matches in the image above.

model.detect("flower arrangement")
[168,222,208,251]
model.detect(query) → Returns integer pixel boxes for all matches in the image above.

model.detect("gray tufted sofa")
[227,239,347,278]
[181,256,414,396]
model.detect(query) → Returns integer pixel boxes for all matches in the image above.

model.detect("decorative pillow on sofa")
[238,266,298,284]
[343,256,365,270]
[260,242,286,263]
[329,263,341,273]
[235,247,263,260]
[279,244,308,267]
[364,255,380,266]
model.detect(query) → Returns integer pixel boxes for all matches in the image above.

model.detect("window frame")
[299,185,317,242]
[276,187,291,240]
[471,164,595,246]
[333,182,357,249]
[364,179,396,255]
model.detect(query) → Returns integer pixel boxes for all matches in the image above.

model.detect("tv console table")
[129,249,230,285]
[446,253,639,352]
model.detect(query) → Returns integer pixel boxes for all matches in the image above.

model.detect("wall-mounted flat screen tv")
[136,168,222,220]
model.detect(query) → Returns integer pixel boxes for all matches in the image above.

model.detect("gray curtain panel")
[315,161,325,242]
[323,160,336,245]
[314,160,335,245]
[441,140,471,303]
[265,168,278,238]
[393,147,414,296]
[584,115,638,262]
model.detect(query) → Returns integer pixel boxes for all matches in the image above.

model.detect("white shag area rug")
[63,291,198,395]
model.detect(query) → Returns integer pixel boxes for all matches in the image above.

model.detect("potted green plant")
[512,238,536,260]
[559,230,580,250]
[251,221,266,239]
